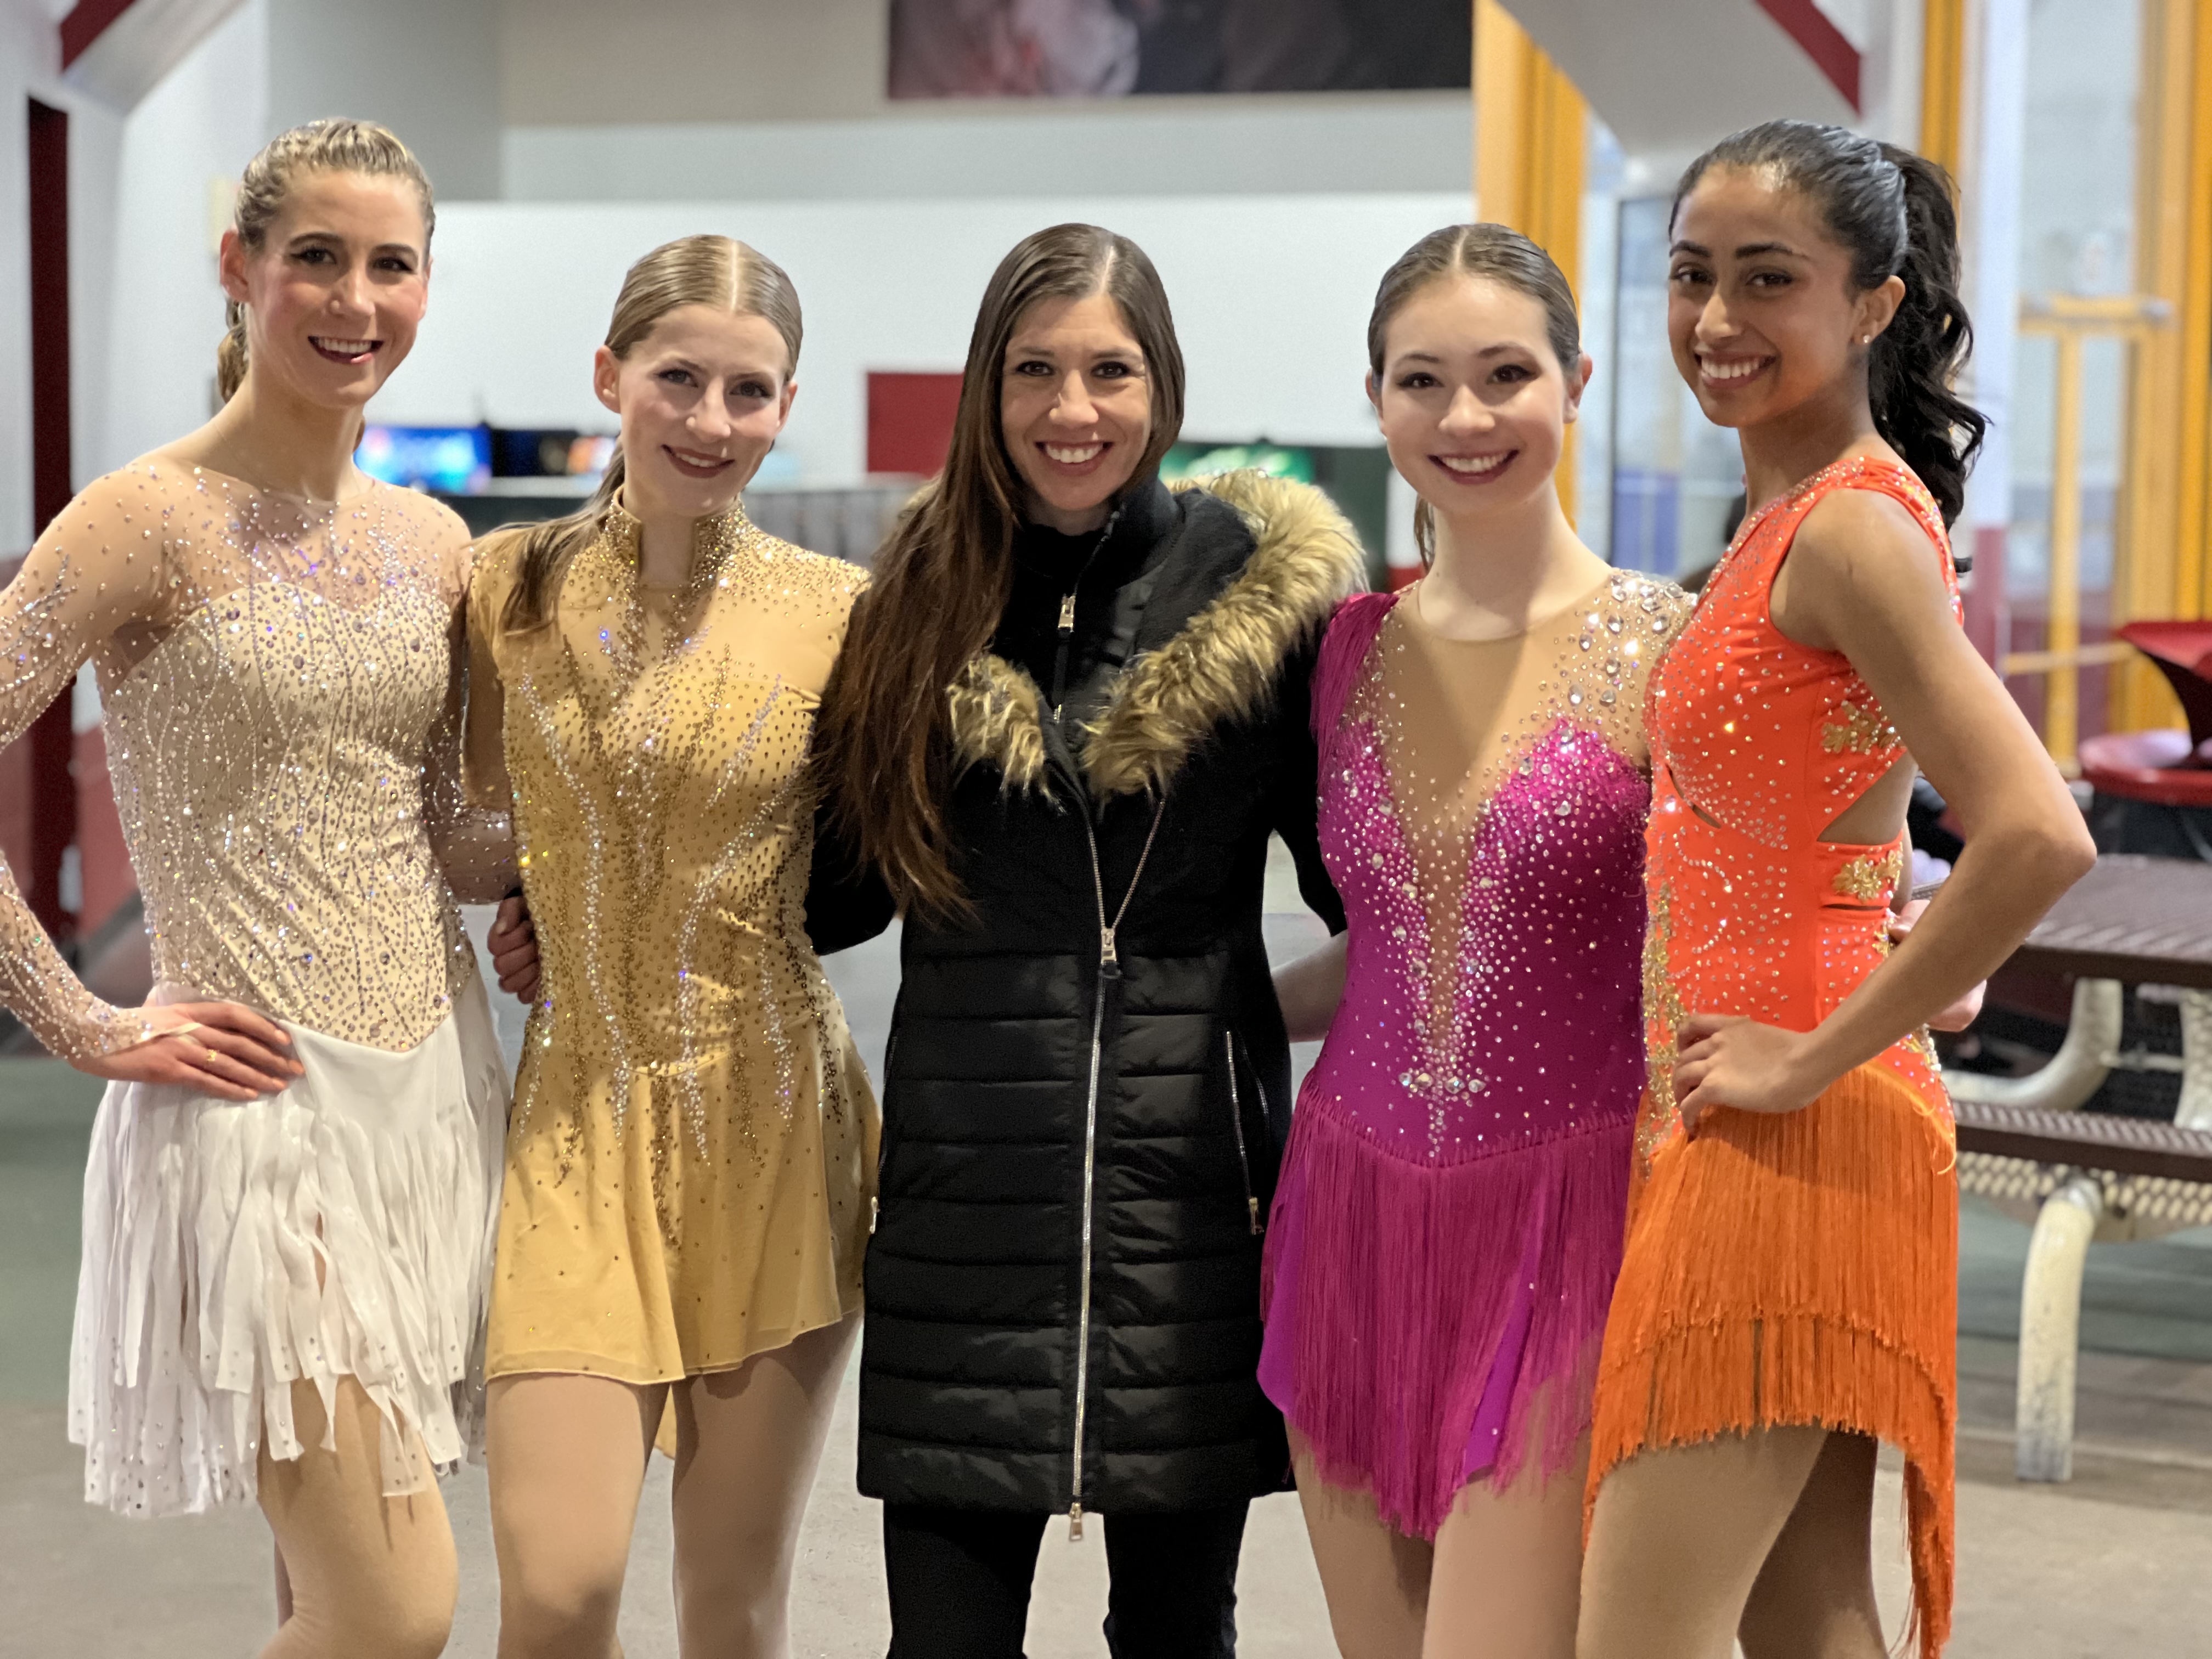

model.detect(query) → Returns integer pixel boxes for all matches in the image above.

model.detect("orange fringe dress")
[1588,456,1959,1656]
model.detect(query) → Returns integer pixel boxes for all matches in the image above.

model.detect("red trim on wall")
[1754,0,1860,111]
[60,0,138,70]
[867,372,964,478]
[20,101,78,942]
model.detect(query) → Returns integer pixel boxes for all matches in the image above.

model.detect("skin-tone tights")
[1576,1429,1886,1659]
[1292,1426,1588,1659]
[488,1314,858,1659]
[257,1378,459,1659]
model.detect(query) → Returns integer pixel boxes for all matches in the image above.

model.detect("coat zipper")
[1223,1032,1262,1235]
[1051,504,1123,722]
[1068,795,1167,1541]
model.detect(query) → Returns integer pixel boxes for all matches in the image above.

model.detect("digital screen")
[356,425,492,494]
[1161,442,1313,484]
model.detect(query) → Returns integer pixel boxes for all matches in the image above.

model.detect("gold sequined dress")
[467,500,877,1384]
[0,460,510,1517]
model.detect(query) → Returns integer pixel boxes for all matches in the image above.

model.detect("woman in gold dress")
[465,235,877,1658]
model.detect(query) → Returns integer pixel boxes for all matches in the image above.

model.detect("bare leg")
[1288,1426,1431,1659]
[1736,1432,1884,1659]
[255,1378,459,1659]
[488,1373,665,1658]
[1576,1426,1827,1659]
[1422,1437,1588,1659]
[669,1314,859,1659]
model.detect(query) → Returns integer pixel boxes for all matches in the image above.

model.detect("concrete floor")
[5,906,2212,1655]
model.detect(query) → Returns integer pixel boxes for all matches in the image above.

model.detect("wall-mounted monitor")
[356,425,491,494]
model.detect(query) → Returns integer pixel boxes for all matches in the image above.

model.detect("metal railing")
[2003,294,2174,764]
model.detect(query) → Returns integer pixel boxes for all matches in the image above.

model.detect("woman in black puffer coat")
[810,223,1359,1659]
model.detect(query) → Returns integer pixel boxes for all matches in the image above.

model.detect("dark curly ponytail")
[1673,120,1987,527]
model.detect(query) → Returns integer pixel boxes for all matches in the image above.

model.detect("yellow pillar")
[1473,0,1587,521]
[1919,0,1968,178]
[2114,0,2212,728]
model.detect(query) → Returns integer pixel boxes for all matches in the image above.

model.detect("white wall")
[505,98,1472,202]
[0,0,58,549]
[268,0,498,198]
[499,0,886,126]
[83,0,268,478]
[497,0,1468,200]
[370,192,1469,484]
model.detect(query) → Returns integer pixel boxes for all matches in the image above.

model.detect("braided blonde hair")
[218,119,436,403]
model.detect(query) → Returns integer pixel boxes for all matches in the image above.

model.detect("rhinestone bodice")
[471,500,867,1154]
[1639,456,1960,1160]
[1302,574,1689,1165]
[0,461,481,1059]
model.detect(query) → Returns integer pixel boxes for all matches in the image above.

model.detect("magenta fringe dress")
[1260,578,1685,1537]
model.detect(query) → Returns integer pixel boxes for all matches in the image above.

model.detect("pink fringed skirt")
[1259,1098,1632,1539]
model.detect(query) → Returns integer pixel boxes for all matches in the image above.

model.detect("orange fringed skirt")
[1587,1060,1957,1657]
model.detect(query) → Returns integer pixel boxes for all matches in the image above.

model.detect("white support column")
[1961,0,2030,645]
[2016,1172,2103,1481]
[2177,990,2212,1129]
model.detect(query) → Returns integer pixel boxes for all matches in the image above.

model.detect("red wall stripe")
[1754,0,1861,112]
[60,0,137,70]
[867,372,964,478]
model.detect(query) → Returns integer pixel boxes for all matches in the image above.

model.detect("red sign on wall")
[867,371,964,478]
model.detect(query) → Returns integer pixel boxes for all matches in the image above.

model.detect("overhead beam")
[59,0,134,69]
[1752,0,1860,111]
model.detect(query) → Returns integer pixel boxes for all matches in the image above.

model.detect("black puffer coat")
[814,472,1358,1521]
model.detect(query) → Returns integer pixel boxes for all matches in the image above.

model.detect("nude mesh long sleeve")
[423,594,517,906]
[0,498,162,1061]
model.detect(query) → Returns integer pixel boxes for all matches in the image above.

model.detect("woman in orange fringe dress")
[1578,122,2095,1659]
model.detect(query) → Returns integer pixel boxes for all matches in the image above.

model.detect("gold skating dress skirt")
[470,501,878,1384]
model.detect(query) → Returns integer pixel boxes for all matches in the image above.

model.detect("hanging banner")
[888,0,1471,98]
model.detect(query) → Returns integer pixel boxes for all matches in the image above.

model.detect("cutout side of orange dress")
[1587,456,1959,1659]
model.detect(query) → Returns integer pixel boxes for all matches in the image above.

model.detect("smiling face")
[1369,273,1589,522]
[1666,165,1904,431]
[217,170,430,409]
[594,303,798,522]
[999,290,1153,534]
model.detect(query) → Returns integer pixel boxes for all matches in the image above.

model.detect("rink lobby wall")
[25,0,1485,493]
[0,0,1476,969]
[370,192,1472,490]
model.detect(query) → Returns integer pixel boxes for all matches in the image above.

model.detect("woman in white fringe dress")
[0,121,515,1658]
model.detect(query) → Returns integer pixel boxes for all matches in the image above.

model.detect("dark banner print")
[888,0,1472,98]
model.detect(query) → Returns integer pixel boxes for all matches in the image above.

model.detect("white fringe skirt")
[67,973,508,1517]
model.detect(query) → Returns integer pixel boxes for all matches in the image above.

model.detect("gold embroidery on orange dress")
[1637,877,1690,1170]
[1832,845,1904,902]
[1820,698,1899,755]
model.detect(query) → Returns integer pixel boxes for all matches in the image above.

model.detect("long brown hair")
[499,234,803,634]
[219,119,436,403]
[1367,223,1581,566]
[815,223,1186,919]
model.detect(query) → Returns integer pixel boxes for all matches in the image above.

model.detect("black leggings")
[881,1502,1249,1658]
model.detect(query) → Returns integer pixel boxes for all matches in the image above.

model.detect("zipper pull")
[1069,1502,1085,1541]
[1100,927,1119,969]
[1052,591,1077,719]
[1248,1197,1263,1234]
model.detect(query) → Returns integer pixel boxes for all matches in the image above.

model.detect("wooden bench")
[1946,854,2212,1480]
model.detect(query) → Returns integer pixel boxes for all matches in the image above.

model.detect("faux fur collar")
[949,471,1364,799]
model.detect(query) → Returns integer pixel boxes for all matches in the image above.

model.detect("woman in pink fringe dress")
[1261,225,1687,1656]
